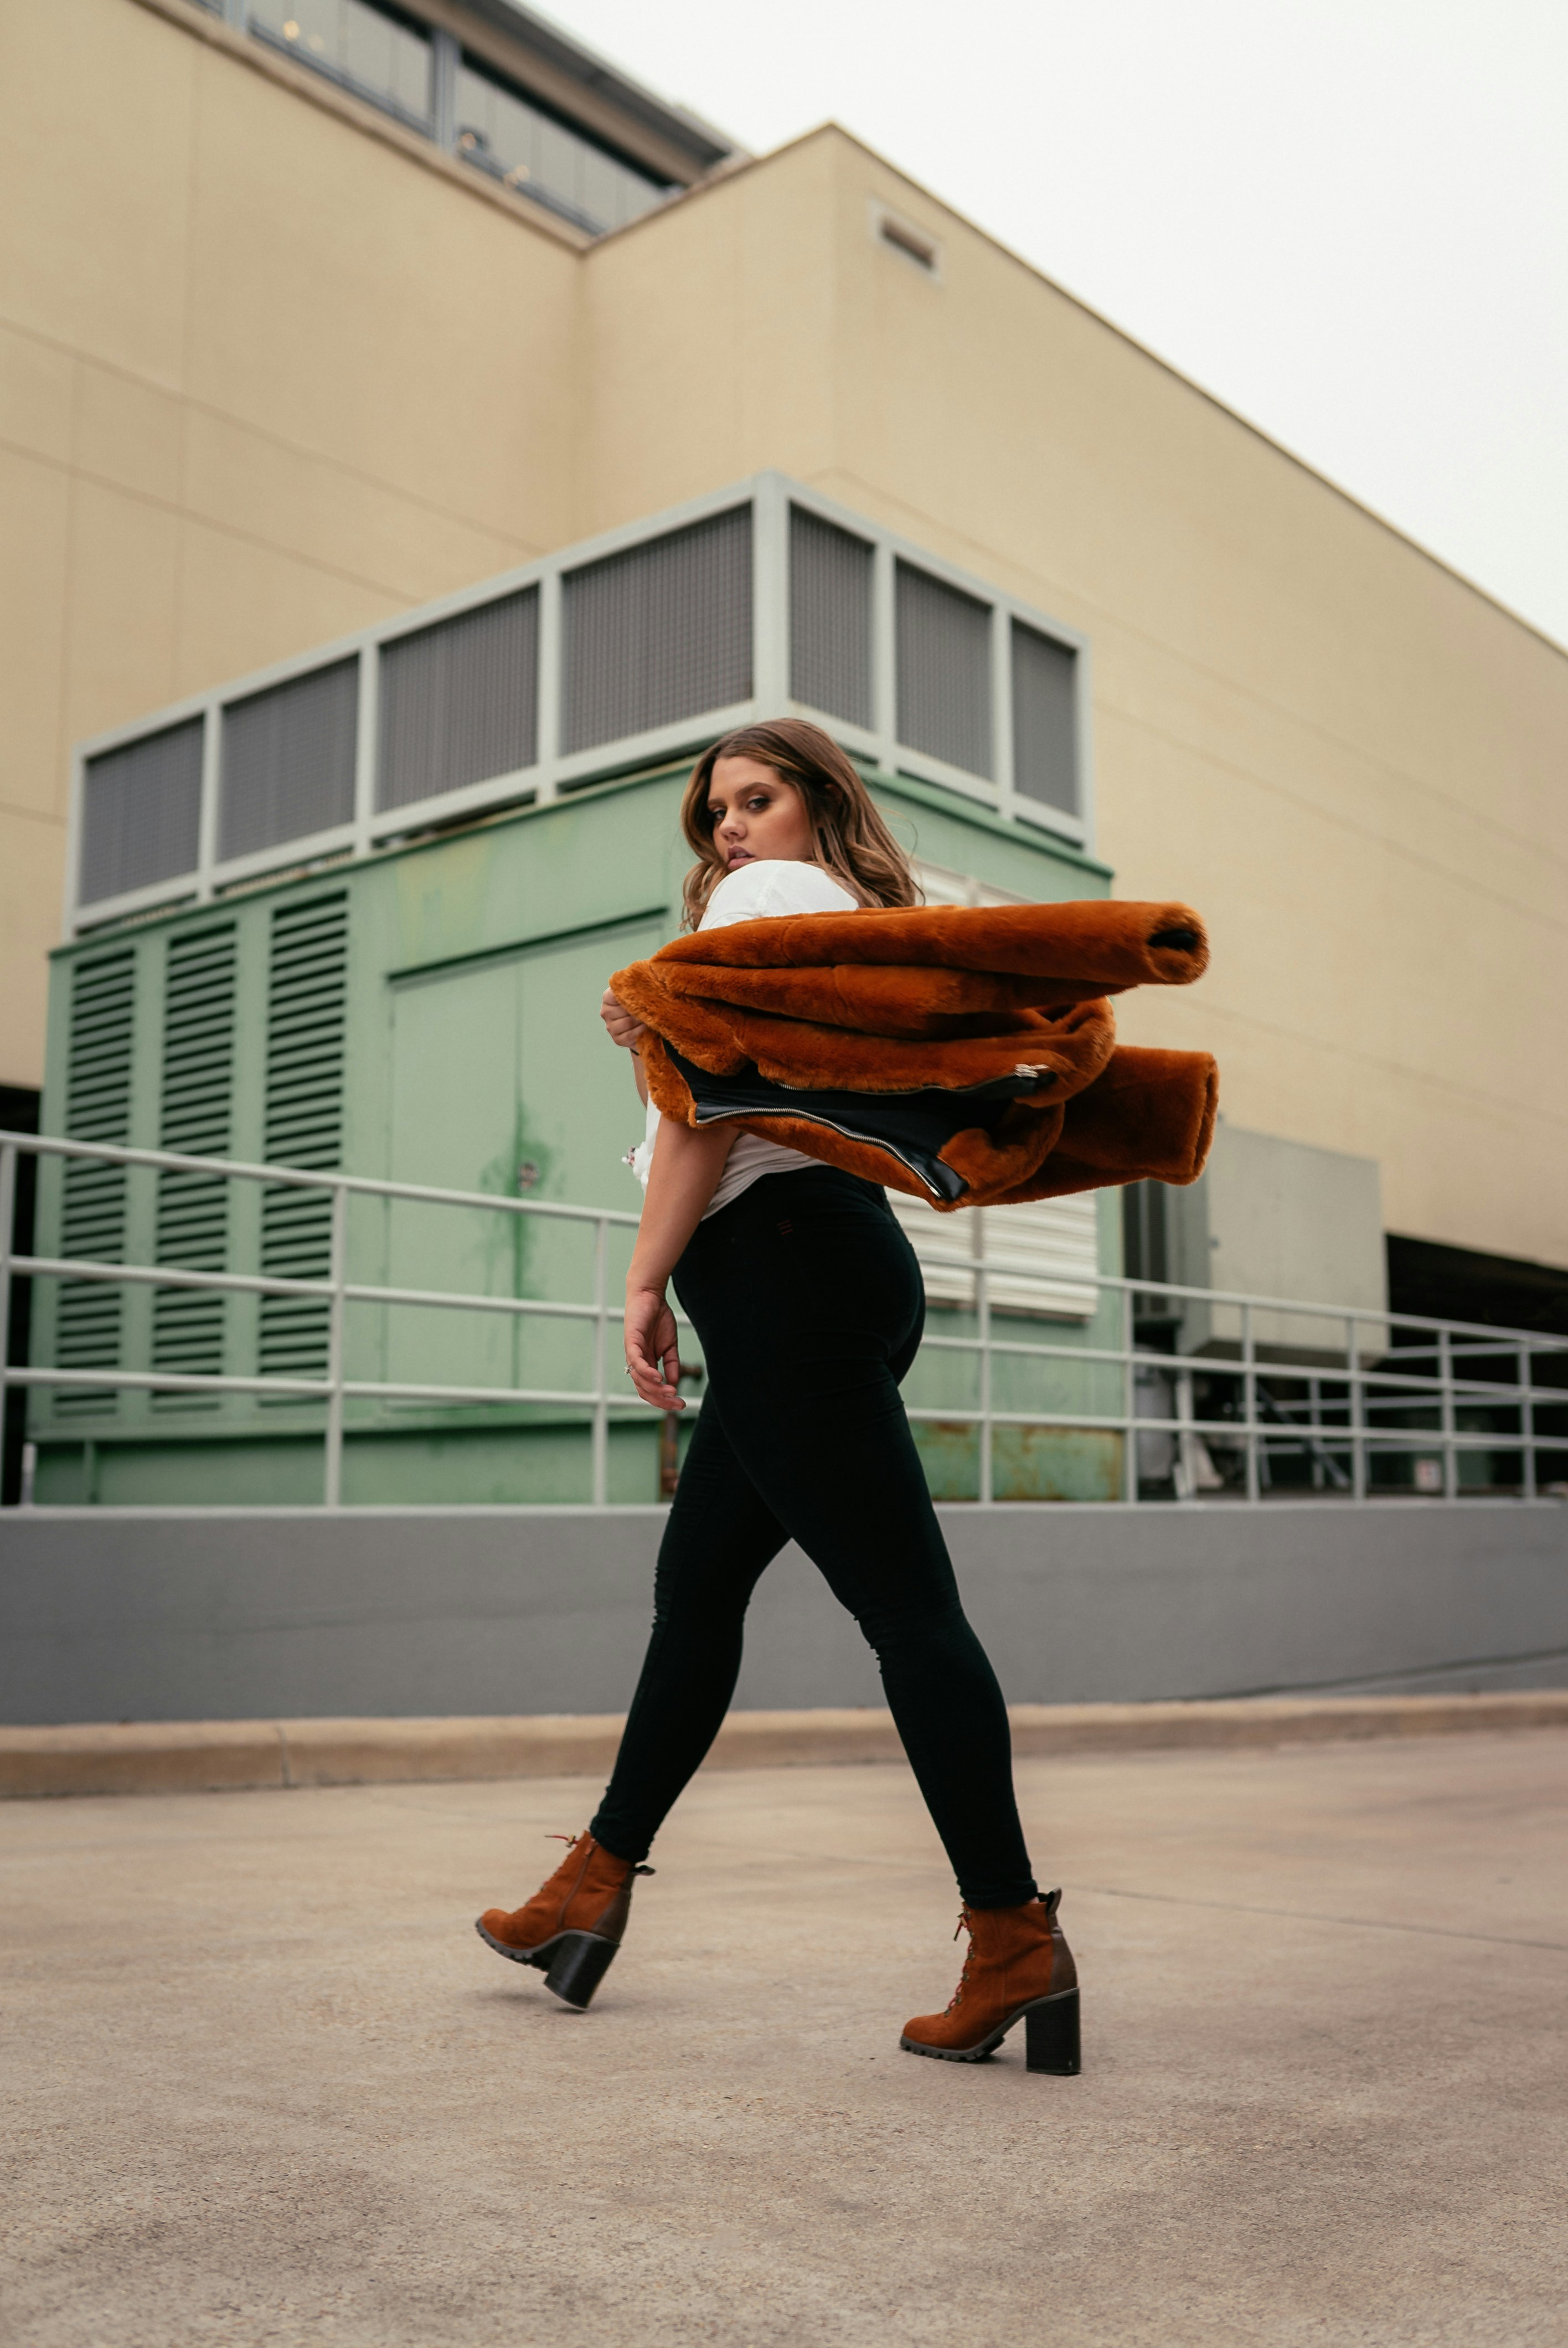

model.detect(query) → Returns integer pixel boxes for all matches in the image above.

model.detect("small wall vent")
[872,204,941,277]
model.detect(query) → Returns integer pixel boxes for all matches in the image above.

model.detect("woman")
[477,720,1079,2073]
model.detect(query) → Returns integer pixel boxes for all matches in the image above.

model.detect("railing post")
[1242,1301,1260,1503]
[1348,1314,1366,1500]
[977,1257,992,1506]
[1519,1344,1536,1502]
[1121,1285,1138,1505]
[0,1141,14,1505]
[1438,1325,1457,1501]
[591,1217,609,1509]
[323,1181,348,1509]
[1174,1361,1196,1501]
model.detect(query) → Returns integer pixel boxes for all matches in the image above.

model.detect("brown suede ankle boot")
[476,1832,651,2009]
[900,1889,1080,2072]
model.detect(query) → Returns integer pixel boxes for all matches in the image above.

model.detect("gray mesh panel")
[562,507,752,755]
[219,660,358,862]
[79,720,204,905]
[789,507,874,727]
[1011,621,1079,815]
[895,562,993,779]
[376,589,539,813]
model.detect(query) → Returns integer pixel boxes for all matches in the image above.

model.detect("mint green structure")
[32,761,1121,1506]
[34,477,1127,1507]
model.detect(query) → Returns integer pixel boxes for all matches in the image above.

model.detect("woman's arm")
[601,985,649,1106]
[623,1116,734,1409]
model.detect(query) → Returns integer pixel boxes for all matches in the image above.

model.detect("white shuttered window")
[888,1191,1100,1320]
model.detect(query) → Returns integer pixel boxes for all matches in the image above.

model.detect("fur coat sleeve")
[611,898,1218,1211]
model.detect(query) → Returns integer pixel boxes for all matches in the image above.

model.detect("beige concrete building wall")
[579,129,1568,1269]
[4,6,1564,1275]
[0,0,584,1088]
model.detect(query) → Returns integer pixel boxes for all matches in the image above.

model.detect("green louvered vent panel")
[152,925,238,1407]
[259,895,347,1391]
[57,950,137,1414]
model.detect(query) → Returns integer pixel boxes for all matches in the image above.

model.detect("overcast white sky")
[539,0,1568,651]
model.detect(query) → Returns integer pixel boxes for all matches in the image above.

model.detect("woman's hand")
[624,1281,684,1408]
[621,1119,734,1404]
[601,986,646,1052]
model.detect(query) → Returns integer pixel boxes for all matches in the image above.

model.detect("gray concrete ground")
[4,1733,1566,2348]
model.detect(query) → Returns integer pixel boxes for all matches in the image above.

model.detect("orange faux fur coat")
[611,899,1219,1212]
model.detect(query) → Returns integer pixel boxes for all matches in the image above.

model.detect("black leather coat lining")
[666,1046,1053,1205]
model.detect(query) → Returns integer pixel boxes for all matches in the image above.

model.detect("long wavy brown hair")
[679,720,921,929]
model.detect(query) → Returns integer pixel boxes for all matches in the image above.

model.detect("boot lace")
[945,1910,977,2015]
[543,1832,656,1879]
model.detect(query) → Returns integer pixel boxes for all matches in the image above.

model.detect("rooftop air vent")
[67,475,1088,931]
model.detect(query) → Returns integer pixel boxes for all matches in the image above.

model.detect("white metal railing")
[909,1257,1566,1506]
[2,1131,648,1511]
[3,1130,1565,1510]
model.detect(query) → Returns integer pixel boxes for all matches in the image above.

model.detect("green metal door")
[379,916,662,1405]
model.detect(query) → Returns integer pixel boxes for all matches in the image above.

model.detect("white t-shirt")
[627,859,861,1219]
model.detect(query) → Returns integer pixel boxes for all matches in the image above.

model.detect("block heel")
[901,1888,1081,2069]
[478,1832,651,2001]
[543,1930,620,2010]
[1024,1987,1080,2075]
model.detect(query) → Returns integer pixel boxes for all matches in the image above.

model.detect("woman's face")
[706,756,816,873]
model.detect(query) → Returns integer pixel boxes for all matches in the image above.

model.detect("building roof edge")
[723,121,1568,665]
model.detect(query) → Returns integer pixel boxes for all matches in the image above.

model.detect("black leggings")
[590,1167,1038,1909]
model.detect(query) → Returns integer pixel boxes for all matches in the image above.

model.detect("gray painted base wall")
[2,1503,1566,1726]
